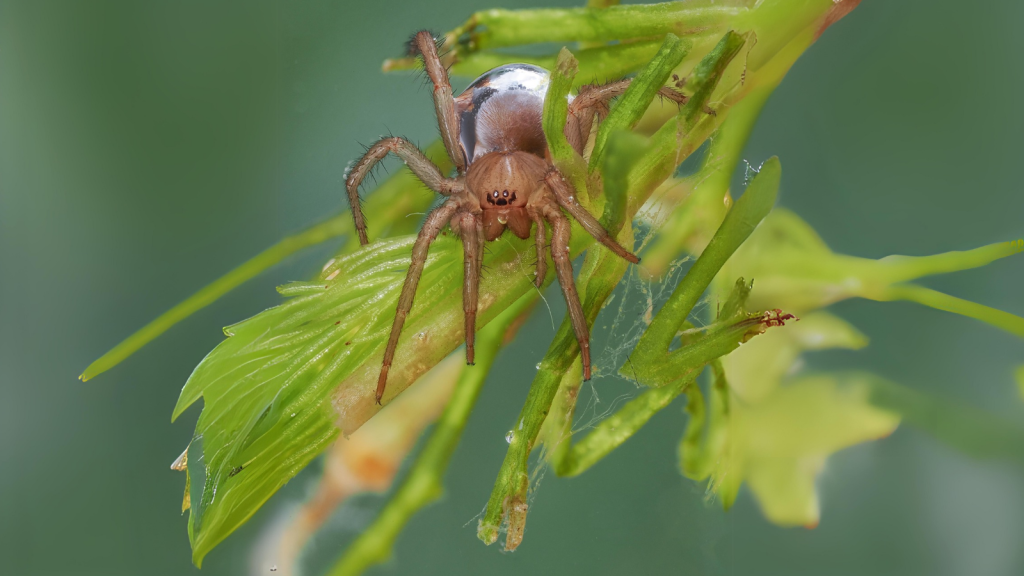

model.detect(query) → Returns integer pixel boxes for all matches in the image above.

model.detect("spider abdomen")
[455,64,554,162]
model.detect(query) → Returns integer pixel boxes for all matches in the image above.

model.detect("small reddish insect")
[347,32,686,403]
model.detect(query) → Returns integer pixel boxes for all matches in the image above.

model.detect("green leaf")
[600,131,651,232]
[685,366,1024,528]
[732,373,900,527]
[542,47,583,190]
[677,30,747,126]
[448,3,735,53]
[631,156,779,381]
[680,362,731,484]
[177,233,542,565]
[721,209,1024,334]
[588,33,689,171]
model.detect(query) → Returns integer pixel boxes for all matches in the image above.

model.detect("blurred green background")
[1,1,1022,575]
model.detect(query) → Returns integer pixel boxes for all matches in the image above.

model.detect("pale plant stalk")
[273,353,464,575]
[327,294,537,576]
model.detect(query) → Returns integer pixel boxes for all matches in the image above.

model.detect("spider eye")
[492,191,499,198]
[502,190,509,198]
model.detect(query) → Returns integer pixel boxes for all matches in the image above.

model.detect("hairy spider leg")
[459,214,484,366]
[565,80,689,156]
[539,202,592,380]
[345,136,457,246]
[376,200,461,404]
[411,31,466,174]
[543,170,640,264]
[531,212,547,287]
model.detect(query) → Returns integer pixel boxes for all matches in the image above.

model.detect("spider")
[347,32,688,404]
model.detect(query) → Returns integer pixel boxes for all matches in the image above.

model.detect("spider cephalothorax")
[346,32,687,403]
[467,151,546,240]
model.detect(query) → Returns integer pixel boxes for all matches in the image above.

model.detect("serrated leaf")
[175,210,613,565]
[735,374,900,527]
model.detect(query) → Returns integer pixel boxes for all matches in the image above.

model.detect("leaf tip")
[555,46,578,77]
[171,399,192,423]
[1015,365,1024,401]
[79,359,107,382]
[759,155,782,178]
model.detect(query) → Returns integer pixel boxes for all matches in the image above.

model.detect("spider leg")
[565,79,688,156]
[345,136,459,246]
[459,214,483,365]
[530,210,548,288]
[543,170,640,264]
[410,31,466,174]
[377,200,460,404]
[542,205,591,381]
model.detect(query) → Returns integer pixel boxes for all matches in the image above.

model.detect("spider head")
[467,151,548,240]
[467,151,548,209]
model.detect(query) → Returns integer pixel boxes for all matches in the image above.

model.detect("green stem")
[387,39,670,89]
[556,380,688,477]
[82,143,454,381]
[477,133,641,549]
[476,315,577,546]
[875,240,1024,285]
[642,79,777,273]
[540,130,651,468]
[543,48,588,198]
[79,214,349,381]
[541,357,582,473]
[875,283,1024,338]
[580,0,622,49]
[629,31,746,204]
[588,33,689,171]
[450,3,736,55]
[327,294,536,576]
[477,247,631,548]
[632,157,780,373]
[864,374,1024,463]
[552,288,770,477]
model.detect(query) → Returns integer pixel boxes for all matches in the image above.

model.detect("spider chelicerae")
[346,32,688,403]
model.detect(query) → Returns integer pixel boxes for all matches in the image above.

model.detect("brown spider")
[347,32,687,404]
